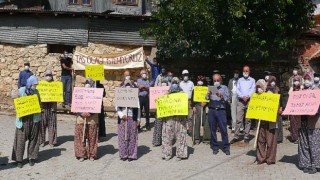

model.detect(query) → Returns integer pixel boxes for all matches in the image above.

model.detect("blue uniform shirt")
[206,85,229,109]
[18,70,33,88]
[137,78,150,97]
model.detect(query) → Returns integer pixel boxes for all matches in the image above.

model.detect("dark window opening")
[47,44,75,54]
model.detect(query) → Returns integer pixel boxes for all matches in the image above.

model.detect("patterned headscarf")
[85,78,95,88]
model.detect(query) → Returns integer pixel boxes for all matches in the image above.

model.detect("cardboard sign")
[246,93,280,122]
[14,95,41,118]
[156,93,188,118]
[208,86,219,94]
[85,65,105,81]
[115,87,139,108]
[71,87,104,113]
[282,89,320,115]
[193,86,209,103]
[36,81,63,102]
[149,86,170,109]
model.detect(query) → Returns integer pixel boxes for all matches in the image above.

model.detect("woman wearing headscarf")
[39,70,58,147]
[96,80,106,138]
[162,77,188,161]
[298,73,320,174]
[12,75,41,168]
[74,78,99,162]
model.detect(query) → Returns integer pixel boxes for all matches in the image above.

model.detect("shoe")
[17,162,23,168]
[244,139,250,144]
[230,138,239,144]
[120,158,127,161]
[49,144,55,147]
[303,168,309,173]
[128,158,135,162]
[293,140,299,144]
[195,140,200,145]
[89,158,95,161]
[29,159,35,166]
[309,168,317,174]
[164,157,171,161]
[78,158,85,162]
[213,149,219,155]
[176,157,182,161]
[225,151,230,155]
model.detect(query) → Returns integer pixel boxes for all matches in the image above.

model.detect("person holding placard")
[230,65,256,144]
[12,75,41,168]
[96,81,107,138]
[39,70,58,147]
[116,70,140,161]
[206,74,230,155]
[298,73,320,174]
[74,78,100,162]
[137,69,151,131]
[162,77,188,161]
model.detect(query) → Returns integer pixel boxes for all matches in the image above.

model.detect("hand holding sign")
[14,95,41,118]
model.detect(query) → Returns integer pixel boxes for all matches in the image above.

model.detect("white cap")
[182,69,189,75]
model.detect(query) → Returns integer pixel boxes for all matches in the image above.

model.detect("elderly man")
[137,69,151,130]
[18,62,33,89]
[230,65,256,144]
[206,74,230,155]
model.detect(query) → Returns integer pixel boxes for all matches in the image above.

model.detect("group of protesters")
[11,55,320,174]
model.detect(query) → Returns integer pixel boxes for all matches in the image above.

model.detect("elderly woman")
[288,76,302,143]
[298,73,320,174]
[74,78,99,162]
[12,75,41,168]
[162,77,188,161]
[39,70,58,147]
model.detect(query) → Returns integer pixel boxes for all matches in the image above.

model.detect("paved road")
[0,114,319,180]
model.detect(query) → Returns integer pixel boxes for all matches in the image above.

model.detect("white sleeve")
[137,101,141,120]
[116,106,124,119]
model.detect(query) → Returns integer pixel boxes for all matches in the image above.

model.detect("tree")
[141,0,315,61]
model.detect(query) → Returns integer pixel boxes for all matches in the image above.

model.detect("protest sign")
[246,93,280,122]
[85,65,105,81]
[282,89,320,115]
[115,87,139,108]
[209,86,219,94]
[14,95,41,118]
[156,93,188,118]
[193,86,209,102]
[36,81,63,102]
[71,87,104,113]
[149,86,170,109]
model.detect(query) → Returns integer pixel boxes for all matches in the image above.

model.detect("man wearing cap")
[228,70,240,133]
[288,66,303,89]
[179,69,195,132]
[18,62,33,88]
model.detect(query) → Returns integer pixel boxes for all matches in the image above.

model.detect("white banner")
[73,47,144,70]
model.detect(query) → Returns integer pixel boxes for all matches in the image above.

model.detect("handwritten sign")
[156,93,188,118]
[282,89,320,115]
[115,87,139,108]
[246,93,280,122]
[14,95,41,118]
[36,81,63,102]
[85,65,105,81]
[71,87,104,113]
[193,86,209,102]
[149,86,170,109]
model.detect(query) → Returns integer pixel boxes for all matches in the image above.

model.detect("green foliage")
[141,0,315,61]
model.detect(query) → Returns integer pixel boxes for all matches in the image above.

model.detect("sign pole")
[253,119,261,149]
[82,117,87,143]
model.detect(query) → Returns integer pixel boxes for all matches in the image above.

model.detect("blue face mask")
[171,84,179,90]
[168,77,172,82]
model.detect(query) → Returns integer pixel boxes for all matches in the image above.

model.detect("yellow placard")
[85,65,105,81]
[36,81,63,102]
[14,95,41,118]
[246,93,280,122]
[193,86,209,102]
[156,92,189,118]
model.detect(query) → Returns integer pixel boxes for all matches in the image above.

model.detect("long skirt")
[74,123,99,159]
[39,107,57,146]
[152,118,163,146]
[277,116,283,143]
[289,115,300,142]
[12,115,40,162]
[298,128,320,169]
[203,110,211,143]
[99,107,106,137]
[118,116,138,159]
[193,103,203,141]
[256,122,278,164]
[162,117,188,159]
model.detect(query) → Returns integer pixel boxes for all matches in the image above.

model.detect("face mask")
[314,77,319,83]
[234,74,239,78]
[31,85,36,90]
[141,74,147,79]
[85,84,91,88]
[293,81,300,86]
[126,86,131,88]
[270,81,276,87]
[64,53,68,58]
[168,77,173,82]
[293,70,298,75]
[25,66,30,71]
[183,76,189,81]
[125,76,130,81]
[161,83,167,86]
[265,76,269,81]
[243,72,249,78]
[171,84,179,90]
[257,88,263,93]
[161,69,166,75]
[304,80,312,87]
[214,81,220,87]
[197,81,204,86]
[45,76,52,81]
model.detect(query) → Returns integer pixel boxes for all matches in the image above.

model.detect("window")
[82,0,91,5]
[69,0,79,5]
[69,0,91,5]
[115,0,138,6]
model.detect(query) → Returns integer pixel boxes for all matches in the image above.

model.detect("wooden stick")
[253,120,261,149]
[200,107,204,137]
[82,117,87,143]
[192,112,196,146]
[124,108,128,141]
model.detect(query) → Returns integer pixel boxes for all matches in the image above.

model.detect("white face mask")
[25,66,30,71]
[293,81,300,86]
[314,77,319,83]
[270,81,276,87]
[31,85,36,90]
[126,86,131,89]
[304,80,312,87]
[45,76,52,81]
[234,74,239,78]
[183,76,189,81]
[243,72,249,78]
[84,84,91,88]
[161,83,167,86]
[214,81,220,87]
[257,88,263,93]
[265,76,269,81]
[141,74,147,79]
[197,81,204,86]
[293,70,298,75]
[125,76,131,81]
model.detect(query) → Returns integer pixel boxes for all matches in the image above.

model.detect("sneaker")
[303,168,309,173]
[225,151,230,155]
[244,139,250,144]
[78,158,85,162]
[17,162,23,168]
[29,159,35,166]
[230,138,239,144]
[212,149,219,155]
[176,157,182,161]
[309,168,317,174]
